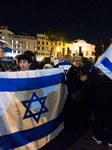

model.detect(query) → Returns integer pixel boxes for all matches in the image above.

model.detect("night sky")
[1,0,112,43]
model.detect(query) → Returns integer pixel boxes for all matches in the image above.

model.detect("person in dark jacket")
[43,57,53,69]
[24,50,40,70]
[82,57,95,120]
[10,59,20,71]
[65,55,87,135]
[0,48,10,71]
[86,68,112,147]
[18,54,32,71]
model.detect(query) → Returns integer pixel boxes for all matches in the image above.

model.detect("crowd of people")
[0,47,112,147]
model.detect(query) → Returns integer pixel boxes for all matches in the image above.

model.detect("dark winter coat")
[0,59,7,71]
[66,64,84,94]
[86,68,112,105]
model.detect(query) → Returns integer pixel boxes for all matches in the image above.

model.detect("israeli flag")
[95,44,112,79]
[0,40,13,52]
[0,68,67,150]
[59,62,72,77]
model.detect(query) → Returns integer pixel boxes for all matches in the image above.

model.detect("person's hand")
[80,75,87,81]
[98,71,105,76]
[6,69,11,72]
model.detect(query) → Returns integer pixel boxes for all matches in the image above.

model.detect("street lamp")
[57,47,60,51]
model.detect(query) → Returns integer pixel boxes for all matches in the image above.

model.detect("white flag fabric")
[95,44,112,79]
[0,39,13,52]
[0,68,67,150]
[59,62,72,74]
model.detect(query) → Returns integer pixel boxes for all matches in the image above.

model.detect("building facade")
[0,26,95,60]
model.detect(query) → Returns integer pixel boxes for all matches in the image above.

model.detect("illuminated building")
[0,26,95,59]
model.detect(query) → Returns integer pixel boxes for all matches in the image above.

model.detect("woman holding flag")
[66,55,89,136]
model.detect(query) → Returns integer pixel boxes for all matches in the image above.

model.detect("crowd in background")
[0,47,112,147]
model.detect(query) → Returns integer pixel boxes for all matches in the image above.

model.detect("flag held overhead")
[95,44,112,80]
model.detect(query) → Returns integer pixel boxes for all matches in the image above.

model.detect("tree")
[95,36,103,59]
[44,29,72,58]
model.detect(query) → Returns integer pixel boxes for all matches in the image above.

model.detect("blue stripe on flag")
[1,112,63,149]
[0,73,65,92]
[101,57,112,71]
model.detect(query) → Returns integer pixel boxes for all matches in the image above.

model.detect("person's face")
[58,54,63,61]
[0,48,4,58]
[73,58,81,68]
[19,59,31,71]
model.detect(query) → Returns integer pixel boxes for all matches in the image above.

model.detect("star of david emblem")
[21,92,49,123]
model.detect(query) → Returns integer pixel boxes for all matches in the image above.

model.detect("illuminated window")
[34,42,37,45]
[86,51,88,56]
[2,36,4,39]
[20,45,22,49]
[37,36,41,39]
[62,48,65,56]
[46,47,48,50]
[16,41,18,44]
[67,47,69,54]
[13,50,16,54]
[26,41,28,49]
[92,51,95,56]
[20,41,23,44]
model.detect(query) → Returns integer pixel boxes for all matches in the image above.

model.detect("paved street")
[39,121,112,150]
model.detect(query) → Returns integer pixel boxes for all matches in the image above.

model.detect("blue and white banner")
[0,68,67,150]
[59,62,72,77]
[0,39,13,52]
[95,44,112,79]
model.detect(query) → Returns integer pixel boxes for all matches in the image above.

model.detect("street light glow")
[57,47,60,51]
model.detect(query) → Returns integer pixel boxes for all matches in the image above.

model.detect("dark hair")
[82,57,90,65]
[18,54,32,64]
[44,57,51,64]
[24,50,35,57]
[15,55,19,59]
[79,53,83,57]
